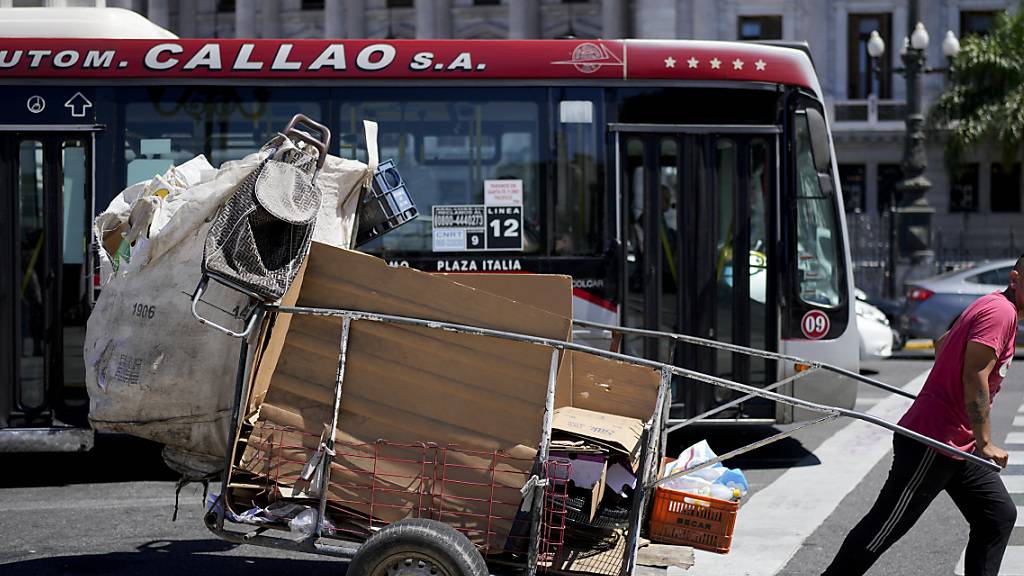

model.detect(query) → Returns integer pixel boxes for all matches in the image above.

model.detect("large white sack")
[85,145,369,478]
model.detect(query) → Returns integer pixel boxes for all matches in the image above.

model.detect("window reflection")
[124,88,319,185]
[340,96,542,254]
[795,113,843,307]
[18,140,45,412]
[555,100,601,256]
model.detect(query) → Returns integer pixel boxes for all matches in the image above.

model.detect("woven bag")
[203,139,322,301]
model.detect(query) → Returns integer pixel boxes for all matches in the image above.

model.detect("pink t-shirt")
[899,292,1017,455]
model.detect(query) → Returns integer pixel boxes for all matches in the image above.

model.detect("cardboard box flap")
[565,351,661,421]
[551,406,644,468]
[297,245,571,340]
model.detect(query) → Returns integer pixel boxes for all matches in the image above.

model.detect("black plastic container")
[354,159,418,247]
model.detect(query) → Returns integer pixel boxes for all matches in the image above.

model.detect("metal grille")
[240,422,571,557]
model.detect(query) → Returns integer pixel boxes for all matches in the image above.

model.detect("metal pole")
[665,368,815,433]
[214,308,264,532]
[275,304,999,472]
[895,0,935,265]
[650,414,839,490]
[657,367,671,458]
[527,349,560,576]
[315,317,352,539]
[574,319,917,399]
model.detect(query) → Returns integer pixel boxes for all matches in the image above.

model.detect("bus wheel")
[347,519,487,576]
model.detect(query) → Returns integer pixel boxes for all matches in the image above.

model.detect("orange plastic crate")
[648,475,740,554]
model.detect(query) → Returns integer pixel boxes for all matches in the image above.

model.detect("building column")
[602,0,629,38]
[236,0,257,38]
[345,0,366,38]
[261,0,280,38]
[434,0,452,38]
[675,0,693,39]
[508,0,540,39]
[147,0,169,28]
[325,0,344,38]
[416,0,437,39]
[106,0,134,9]
[634,0,675,38]
[177,0,197,37]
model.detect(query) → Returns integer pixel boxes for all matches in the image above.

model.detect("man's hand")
[978,442,1009,469]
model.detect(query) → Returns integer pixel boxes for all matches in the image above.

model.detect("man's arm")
[962,341,1009,468]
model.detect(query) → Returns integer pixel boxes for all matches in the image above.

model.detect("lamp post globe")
[942,30,961,58]
[867,30,886,58]
[911,22,930,50]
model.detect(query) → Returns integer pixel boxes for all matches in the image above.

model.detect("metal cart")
[191,286,1000,576]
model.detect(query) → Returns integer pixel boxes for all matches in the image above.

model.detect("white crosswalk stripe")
[689,370,929,575]
[956,547,1024,575]
[1004,475,1024,493]
[953,409,1024,575]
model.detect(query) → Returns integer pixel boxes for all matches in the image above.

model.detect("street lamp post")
[867,0,960,298]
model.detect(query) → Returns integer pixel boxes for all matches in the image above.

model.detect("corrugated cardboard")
[238,243,574,546]
[552,407,645,470]
[560,352,662,421]
[437,273,573,316]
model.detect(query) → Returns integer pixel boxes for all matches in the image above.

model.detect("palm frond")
[928,7,1024,166]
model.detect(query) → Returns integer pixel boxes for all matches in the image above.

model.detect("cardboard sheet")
[438,273,573,317]
[552,407,644,469]
[238,243,573,546]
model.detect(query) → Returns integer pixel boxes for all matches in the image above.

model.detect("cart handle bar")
[574,319,916,401]
[271,304,1000,473]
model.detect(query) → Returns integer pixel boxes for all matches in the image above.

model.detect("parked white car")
[856,289,894,359]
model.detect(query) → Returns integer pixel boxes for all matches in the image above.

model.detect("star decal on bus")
[709,58,721,69]
[733,58,744,70]
[551,42,624,74]
[664,56,676,68]
[755,59,767,71]
[687,57,699,68]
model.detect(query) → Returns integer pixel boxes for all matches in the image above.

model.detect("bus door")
[615,127,779,421]
[0,132,93,432]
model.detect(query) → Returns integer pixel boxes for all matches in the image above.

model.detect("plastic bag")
[662,440,748,501]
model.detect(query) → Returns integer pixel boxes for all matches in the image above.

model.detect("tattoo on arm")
[966,395,989,429]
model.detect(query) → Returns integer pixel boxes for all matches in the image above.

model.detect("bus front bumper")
[0,427,94,452]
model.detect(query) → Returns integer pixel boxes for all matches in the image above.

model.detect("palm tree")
[928,8,1024,166]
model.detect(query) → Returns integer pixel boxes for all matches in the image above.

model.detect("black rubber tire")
[347,519,488,576]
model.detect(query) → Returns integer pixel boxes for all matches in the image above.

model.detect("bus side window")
[554,99,601,256]
[793,109,845,309]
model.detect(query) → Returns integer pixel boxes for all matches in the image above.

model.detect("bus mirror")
[805,107,831,173]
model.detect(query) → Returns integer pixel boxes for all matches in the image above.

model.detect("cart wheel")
[347,519,487,576]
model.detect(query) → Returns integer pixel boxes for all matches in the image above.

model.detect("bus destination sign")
[0,39,815,88]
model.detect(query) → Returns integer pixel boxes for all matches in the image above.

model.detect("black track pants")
[822,434,1016,576]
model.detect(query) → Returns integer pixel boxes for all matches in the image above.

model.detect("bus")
[0,8,858,451]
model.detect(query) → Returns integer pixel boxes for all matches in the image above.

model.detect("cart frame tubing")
[203,300,999,574]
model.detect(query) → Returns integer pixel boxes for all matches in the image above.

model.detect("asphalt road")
[1,355,1020,576]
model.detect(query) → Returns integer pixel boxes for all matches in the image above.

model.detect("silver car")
[900,259,1022,342]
